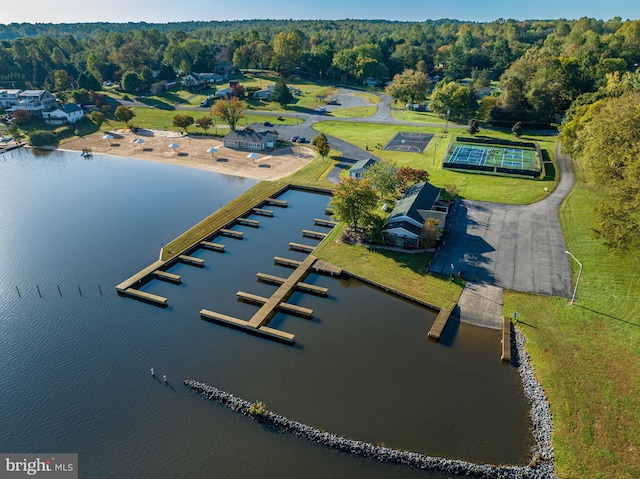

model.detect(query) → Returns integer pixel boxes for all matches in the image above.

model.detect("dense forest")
[1,17,639,127]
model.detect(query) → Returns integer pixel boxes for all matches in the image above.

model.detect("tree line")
[1,17,639,126]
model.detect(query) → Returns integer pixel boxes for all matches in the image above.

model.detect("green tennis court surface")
[443,141,541,177]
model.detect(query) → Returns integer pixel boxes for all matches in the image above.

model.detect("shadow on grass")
[541,149,556,181]
[575,305,639,328]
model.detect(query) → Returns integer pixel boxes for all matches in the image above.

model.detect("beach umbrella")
[168,142,179,152]
[134,138,145,146]
[247,152,259,162]
[206,147,217,157]
[103,133,114,141]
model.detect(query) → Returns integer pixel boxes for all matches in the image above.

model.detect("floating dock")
[274,256,302,268]
[252,208,274,217]
[200,309,295,344]
[153,270,181,284]
[302,229,328,239]
[289,242,316,252]
[427,305,455,341]
[295,282,328,296]
[237,291,313,317]
[237,218,259,228]
[257,272,286,285]
[501,317,512,362]
[118,288,168,306]
[179,255,205,267]
[314,218,338,227]
[220,229,244,239]
[266,197,288,207]
[200,241,225,252]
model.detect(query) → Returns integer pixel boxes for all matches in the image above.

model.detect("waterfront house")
[383,182,449,248]
[43,103,84,125]
[4,89,57,116]
[223,129,277,151]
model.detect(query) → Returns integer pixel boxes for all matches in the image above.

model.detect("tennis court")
[443,141,540,177]
[383,132,433,152]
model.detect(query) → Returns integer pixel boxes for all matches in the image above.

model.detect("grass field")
[503,177,640,479]
[314,121,558,204]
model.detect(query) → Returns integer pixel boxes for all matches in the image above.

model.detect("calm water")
[0,148,532,478]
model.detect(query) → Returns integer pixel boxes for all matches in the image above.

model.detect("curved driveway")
[428,145,575,298]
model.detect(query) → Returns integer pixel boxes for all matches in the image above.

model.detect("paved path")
[429,145,575,298]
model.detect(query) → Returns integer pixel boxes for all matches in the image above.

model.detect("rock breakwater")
[184,326,555,478]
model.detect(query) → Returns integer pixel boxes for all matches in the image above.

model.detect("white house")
[3,90,57,116]
[383,182,449,248]
[223,129,277,151]
[182,72,223,89]
[43,104,84,125]
[349,158,378,179]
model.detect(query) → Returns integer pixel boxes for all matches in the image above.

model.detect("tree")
[121,71,140,92]
[271,79,293,106]
[444,184,460,201]
[90,110,105,128]
[396,166,430,192]
[467,118,480,135]
[77,71,101,91]
[330,178,378,229]
[114,105,134,125]
[28,130,58,147]
[512,121,523,138]
[420,218,443,250]
[195,116,213,134]
[271,30,306,74]
[385,69,431,105]
[311,133,330,161]
[210,97,246,131]
[363,160,399,198]
[172,114,194,133]
[12,110,32,125]
[429,80,478,122]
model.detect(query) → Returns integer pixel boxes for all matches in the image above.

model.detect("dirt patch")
[61,129,315,180]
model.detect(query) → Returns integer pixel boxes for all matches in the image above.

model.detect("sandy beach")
[61,129,315,180]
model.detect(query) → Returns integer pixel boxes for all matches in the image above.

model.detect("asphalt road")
[429,145,575,298]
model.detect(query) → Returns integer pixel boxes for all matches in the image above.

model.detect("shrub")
[28,130,58,147]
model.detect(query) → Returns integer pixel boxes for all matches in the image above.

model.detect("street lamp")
[445,109,450,134]
[565,250,583,305]
[296,114,300,137]
[450,263,455,282]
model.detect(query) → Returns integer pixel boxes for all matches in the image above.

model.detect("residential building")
[43,104,84,125]
[4,90,57,116]
[0,89,22,108]
[223,129,277,151]
[349,158,378,179]
[383,182,449,248]
[182,72,223,89]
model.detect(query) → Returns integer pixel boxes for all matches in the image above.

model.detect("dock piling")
[36,285,41,297]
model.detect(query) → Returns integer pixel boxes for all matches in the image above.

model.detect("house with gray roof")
[223,129,277,151]
[349,158,378,179]
[383,182,449,248]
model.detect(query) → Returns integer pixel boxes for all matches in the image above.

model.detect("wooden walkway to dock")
[119,288,168,306]
[237,218,259,227]
[179,255,205,267]
[253,208,274,217]
[266,197,288,207]
[289,242,316,252]
[274,256,302,268]
[427,305,455,340]
[311,259,343,277]
[302,229,328,239]
[200,241,225,252]
[153,270,181,284]
[220,229,244,239]
[314,218,338,227]
[501,317,512,362]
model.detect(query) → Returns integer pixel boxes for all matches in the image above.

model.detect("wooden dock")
[253,208,274,217]
[296,282,328,296]
[289,242,316,252]
[501,317,512,362]
[302,229,328,239]
[179,255,205,267]
[237,291,313,317]
[257,272,286,285]
[427,305,455,341]
[325,207,334,215]
[237,218,259,228]
[314,218,338,227]
[153,270,181,284]
[248,255,317,328]
[220,229,244,239]
[200,241,225,252]
[274,256,302,268]
[266,197,288,207]
[119,288,168,306]
[311,259,343,277]
[200,309,295,345]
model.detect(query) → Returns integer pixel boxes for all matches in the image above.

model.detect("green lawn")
[503,177,640,479]
[392,109,447,124]
[314,121,559,204]
[330,106,377,118]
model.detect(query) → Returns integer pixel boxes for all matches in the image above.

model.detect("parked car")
[263,121,273,127]
[328,99,339,105]
[296,137,307,143]
[200,99,212,107]
[290,136,299,142]
[317,107,326,113]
